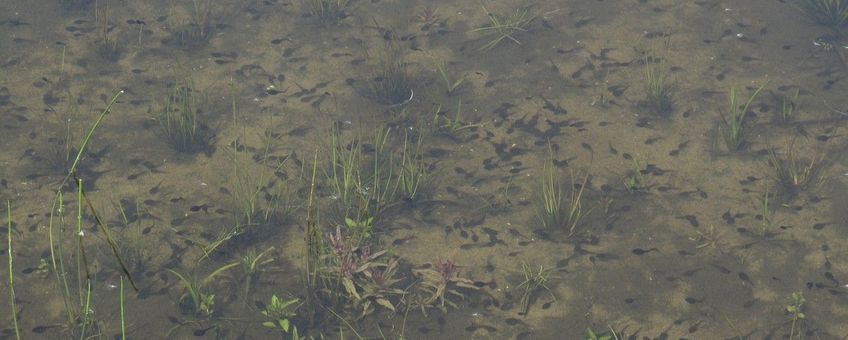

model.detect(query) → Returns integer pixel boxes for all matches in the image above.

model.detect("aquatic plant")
[517,262,555,315]
[798,0,848,28]
[622,158,648,193]
[261,295,300,335]
[7,201,21,340]
[167,262,239,317]
[47,91,138,338]
[435,60,466,96]
[433,99,482,135]
[539,145,591,235]
[767,144,826,197]
[158,79,210,153]
[412,257,478,314]
[397,131,434,203]
[303,0,350,25]
[94,0,125,61]
[785,291,806,340]
[320,226,404,318]
[778,88,800,123]
[643,59,674,115]
[720,84,766,151]
[240,247,275,297]
[469,5,536,50]
[169,0,214,47]
[585,327,618,340]
[754,187,774,237]
[370,50,414,106]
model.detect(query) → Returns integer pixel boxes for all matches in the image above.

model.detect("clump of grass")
[538,145,591,236]
[158,78,210,153]
[303,0,350,25]
[767,143,826,197]
[370,50,414,107]
[517,262,555,315]
[94,0,125,61]
[720,84,766,151]
[469,5,536,50]
[325,126,398,224]
[643,59,674,115]
[167,262,239,317]
[169,0,214,47]
[798,0,848,28]
[397,131,434,203]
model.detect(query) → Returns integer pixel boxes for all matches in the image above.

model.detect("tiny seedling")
[780,88,800,122]
[623,158,648,193]
[754,187,773,237]
[786,291,806,340]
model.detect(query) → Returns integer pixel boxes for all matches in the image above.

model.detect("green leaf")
[375,298,396,311]
[343,278,360,300]
[262,321,276,328]
[280,319,290,333]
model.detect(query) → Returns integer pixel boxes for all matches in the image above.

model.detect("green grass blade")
[64,90,123,185]
[7,201,21,340]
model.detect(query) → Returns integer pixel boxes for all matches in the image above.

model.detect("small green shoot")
[344,216,374,245]
[262,295,300,334]
[241,247,275,297]
[435,61,466,95]
[721,83,766,151]
[786,291,806,340]
[780,88,800,122]
[623,158,647,193]
[433,99,483,133]
[755,187,773,237]
[644,59,674,115]
[167,262,239,317]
